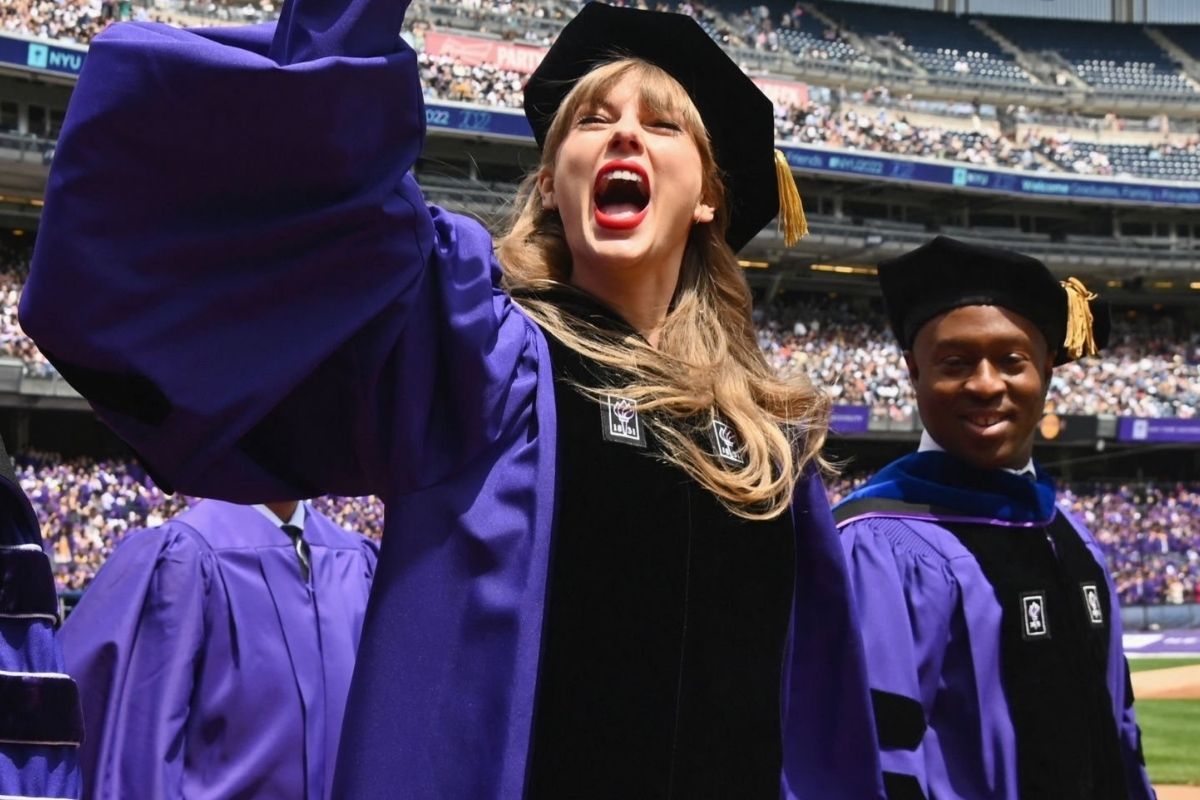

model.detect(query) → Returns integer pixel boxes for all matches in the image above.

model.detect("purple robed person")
[60,499,377,799]
[21,0,881,797]
[836,237,1155,800]
[0,435,82,800]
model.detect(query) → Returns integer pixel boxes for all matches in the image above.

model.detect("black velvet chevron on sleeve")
[882,771,927,800]
[871,689,927,751]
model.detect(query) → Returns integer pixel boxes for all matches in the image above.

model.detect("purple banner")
[1117,417,1200,444]
[830,405,869,435]
[1122,631,1200,655]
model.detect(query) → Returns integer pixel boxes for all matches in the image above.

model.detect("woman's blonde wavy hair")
[497,58,830,520]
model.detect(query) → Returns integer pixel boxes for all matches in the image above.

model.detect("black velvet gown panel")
[947,514,1128,800]
[524,298,796,800]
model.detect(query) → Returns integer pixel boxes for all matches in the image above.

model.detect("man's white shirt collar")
[252,502,306,530]
[918,430,1037,480]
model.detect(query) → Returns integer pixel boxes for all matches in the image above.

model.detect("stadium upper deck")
[6,0,1200,102]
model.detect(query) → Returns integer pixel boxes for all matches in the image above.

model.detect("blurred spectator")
[1,0,107,45]
[418,52,525,108]
[18,450,384,595]
[1059,482,1200,606]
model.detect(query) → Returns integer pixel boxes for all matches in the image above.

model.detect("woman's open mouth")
[593,162,650,230]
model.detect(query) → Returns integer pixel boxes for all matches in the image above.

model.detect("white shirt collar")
[252,502,306,530]
[918,430,1037,480]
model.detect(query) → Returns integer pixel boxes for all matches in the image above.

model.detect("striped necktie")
[281,524,311,582]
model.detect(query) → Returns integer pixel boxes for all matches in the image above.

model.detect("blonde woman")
[23,1,880,798]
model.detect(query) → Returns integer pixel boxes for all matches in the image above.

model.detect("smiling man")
[835,236,1155,800]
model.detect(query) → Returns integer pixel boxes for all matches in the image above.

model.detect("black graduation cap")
[522,2,805,253]
[877,236,1110,365]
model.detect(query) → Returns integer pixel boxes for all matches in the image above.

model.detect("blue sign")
[779,145,1200,208]
[0,34,86,76]
[1117,416,1200,443]
[830,405,870,435]
[424,103,532,140]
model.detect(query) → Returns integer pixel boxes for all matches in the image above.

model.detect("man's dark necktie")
[281,524,311,582]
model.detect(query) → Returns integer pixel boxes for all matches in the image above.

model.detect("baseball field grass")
[1130,658,1200,673]
[1139,699,1200,785]
[1127,658,1200,787]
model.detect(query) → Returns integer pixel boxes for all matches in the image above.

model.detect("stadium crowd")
[1061,482,1200,607]
[7,0,1200,179]
[407,54,1200,178]
[755,295,1200,420]
[19,451,386,593]
[20,450,1197,607]
[1,242,1196,417]
[417,52,525,108]
[1,0,107,44]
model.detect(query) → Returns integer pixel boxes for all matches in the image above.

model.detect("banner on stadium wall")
[416,110,1200,208]
[422,32,547,75]
[752,78,809,109]
[424,102,532,140]
[0,34,86,77]
[779,144,1200,208]
[1117,416,1200,443]
[830,405,869,435]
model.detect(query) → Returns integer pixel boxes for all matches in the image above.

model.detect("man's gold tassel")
[774,149,808,246]
[1061,277,1098,360]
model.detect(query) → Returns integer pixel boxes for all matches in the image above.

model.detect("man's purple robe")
[836,453,1155,800]
[60,500,377,799]
[20,0,883,796]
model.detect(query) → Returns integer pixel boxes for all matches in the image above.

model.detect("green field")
[1139,699,1200,786]
[1129,658,1200,673]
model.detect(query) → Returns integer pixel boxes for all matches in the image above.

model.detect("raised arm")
[21,0,533,502]
[781,473,883,800]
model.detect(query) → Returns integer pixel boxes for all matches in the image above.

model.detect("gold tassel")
[774,149,808,247]
[1061,277,1098,360]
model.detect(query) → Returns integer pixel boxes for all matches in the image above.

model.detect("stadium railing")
[1122,603,1200,631]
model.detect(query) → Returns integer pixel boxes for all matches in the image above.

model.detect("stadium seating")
[987,17,1197,94]
[810,0,1033,83]
[1036,137,1200,181]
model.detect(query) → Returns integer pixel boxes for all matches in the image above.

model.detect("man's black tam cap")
[523,2,805,253]
[877,236,1109,365]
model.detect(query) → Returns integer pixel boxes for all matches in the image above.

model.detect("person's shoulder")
[837,502,974,565]
[305,506,378,550]
[108,519,211,563]
[71,519,215,614]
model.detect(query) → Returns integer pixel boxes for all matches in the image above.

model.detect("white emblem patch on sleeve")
[1020,592,1051,640]
[1081,583,1105,627]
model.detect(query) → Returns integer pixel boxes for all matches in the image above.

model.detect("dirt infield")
[1155,786,1200,799]
[1133,664,1200,700]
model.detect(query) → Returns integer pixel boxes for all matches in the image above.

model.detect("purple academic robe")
[21,0,882,797]
[60,500,377,799]
[839,505,1155,800]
